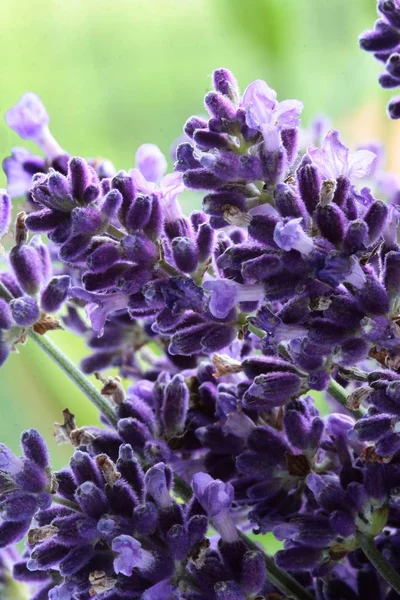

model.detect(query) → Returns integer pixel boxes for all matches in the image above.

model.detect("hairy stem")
[27,329,117,426]
[327,377,363,419]
[357,534,400,595]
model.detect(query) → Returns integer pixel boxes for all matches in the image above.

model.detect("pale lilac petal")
[112,535,143,576]
[322,130,349,179]
[5,93,49,140]
[203,279,238,319]
[347,149,377,179]
[142,580,178,600]
[242,80,277,130]
[159,171,185,196]
[275,99,304,129]
[135,143,168,183]
[307,145,331,179]
[129,167,155,195]
[261,125,281,152]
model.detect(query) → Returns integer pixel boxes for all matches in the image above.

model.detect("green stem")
[27,329,117,426]
[358,534,400,595]
[327,377,363,419]
[237,531,314,600]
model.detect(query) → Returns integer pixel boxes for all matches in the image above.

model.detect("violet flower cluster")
[2,64,400,600]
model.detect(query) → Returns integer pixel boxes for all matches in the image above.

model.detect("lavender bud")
[383,250,400,297]
[359,19,400,52]
[162,374,189,438]
[20,429,49,469]
[10,244,43,295]
[240,551,267,595]
[205,91,236,120]
[175,143,201,171]
[281,128,299,166]
[212,68,240,102]
[388,95,400,119]
[10,296,39,326]
[121,233,157,265]
[315,203,347,244]
[68,157,92,202]
[183,168,224,191]
[274,183,307,220]
[171,236,199,273]
[243,371,302,409]
[248,214,279,247]
[364,199,388,243]
[75,481,107,518]
[25,209,68,233]
[184,116,208,139]
[101,189,123,219]
[126,195,152,232]
[297,159,321,215]
[343,219,368,253]
[357,272,390,315]
[0,299,13,329]
[87,242,120,273]
[214,581,246,600]
[40,276,70,313]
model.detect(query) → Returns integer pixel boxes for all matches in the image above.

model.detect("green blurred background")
[0,0,394,468]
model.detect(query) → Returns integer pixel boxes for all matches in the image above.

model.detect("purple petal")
[5,93,49,140]
[275,99,304,129]
[0,190,11,237]
[347,149,377,179]
[136,143,167,183]
[242,80,276,130]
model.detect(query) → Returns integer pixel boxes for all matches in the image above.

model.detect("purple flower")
[69,287,129,334]
[308,130,376,180]
[192,473,238,542]
[0,191,11,238]
[112,534,154,576]
[273,217,313,255]
[135,143,168,183]
[203,279,264,319]
[5,93,63,159]
[242,79,303,131]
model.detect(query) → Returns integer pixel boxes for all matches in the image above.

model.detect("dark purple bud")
[359,19,400,52]
[284,411,324,451]
[248,214,279,247]
[387,52,400,78]
[87,243,120,273]
[47,171,72,202]
[75,481,108,518]
[383,250,400,297]
[332,176,350,207]
[58,233,91,263]
[116,265,152,295]
[71,206,102,234]
[183,168,225,191]
[353,414,392,442]
[187,514,208,547]
[205,92,236,120]
[364,200,388,243]
[184,116,208,139]
[0,299,13,329]
[70,451,102,486]
[28,539,69,571]
[1,493,38,521]
[25,208,68,233]
[281,128,299,166]
[10,244,43,295]
[101,188,123,219]
[133,501,158,534]
[388,94,400,118]
[196,222,215,262]
[170,236,198,273]
[144,195,163,240]
[59,544,94,577]
[201,151,240,182]
[126,195,152,232]
[82,182,100,204]
[364,463,387,502]
[240,551,267,595]
[296,162,321,217]
[10,296,39,326]
[259,145,287,184]
[0,519,31,548]
[212,68,240,102]
[68,157,92,201]
[0,190,11,237]
[241,355,297,378]
[121,232,157,265]
[243,371,301,409]
[118,417,152,450]
[112,170,136,224]
[333,338,369,365]
[169,323,235,355]
[315,203,347,244]
[40,275,70,313]
[145,463,173,509]
[175,143,201,172]
[274,183,307,220]
[357,272,390,315]
[214,581,245,600]
[162,374,189,438]
[343,219,368,253]
[193,129,230,151]
[203,190,246,218]
[242,253,281,282]
[275,547,322,572]
[21,429,49,468]
[117,444,145,500]
[308,370,330,391]
[379,1,400,28]
[379,72,400,88]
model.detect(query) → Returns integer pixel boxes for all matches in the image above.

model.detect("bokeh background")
[0,0,396,473]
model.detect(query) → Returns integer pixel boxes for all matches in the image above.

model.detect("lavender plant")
[1,30,400,600]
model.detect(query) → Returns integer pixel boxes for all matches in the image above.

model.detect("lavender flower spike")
[5,93,63,159]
